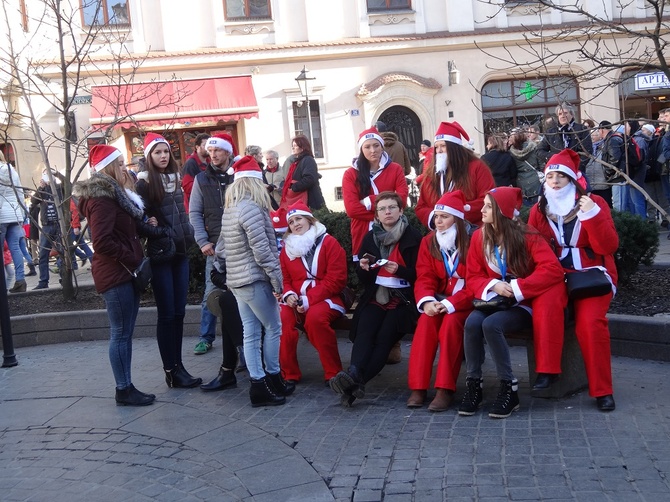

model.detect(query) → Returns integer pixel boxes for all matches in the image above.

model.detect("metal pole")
[305,96,314,147]
[0,232,18,367]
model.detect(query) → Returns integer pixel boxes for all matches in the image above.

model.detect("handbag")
[565,268,611,300]
[121,256,153,294]
[146,235,176,264]
[340,286,356,310]
[472,294,516,314]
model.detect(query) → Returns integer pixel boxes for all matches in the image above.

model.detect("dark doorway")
[378,106,422,170]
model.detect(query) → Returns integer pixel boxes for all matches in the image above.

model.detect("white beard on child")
[435,152,448,173]
[544,182,577,217]
[284,225,317,259]
[435,224,457,253]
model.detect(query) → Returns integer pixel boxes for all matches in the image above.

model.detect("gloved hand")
[210,268,227,290]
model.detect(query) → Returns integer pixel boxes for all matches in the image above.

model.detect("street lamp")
[295,65,316,144]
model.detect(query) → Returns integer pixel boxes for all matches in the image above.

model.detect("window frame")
[287,96,325,160]
[223,0,272,21]
[80,0,131,28]
[366,0,411,12]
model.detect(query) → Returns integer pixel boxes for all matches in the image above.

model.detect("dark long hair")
[423,142,477,199]
[481,195,532,278]
[292,135,314,159]
[428,216,470,266]
[143,142,180,206]
[537,176,587,216]
[355,150,373,198]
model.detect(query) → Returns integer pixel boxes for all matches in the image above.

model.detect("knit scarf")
[372,214,408,259]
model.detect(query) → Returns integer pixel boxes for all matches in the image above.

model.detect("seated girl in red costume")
[407,190,474,411]
[279,202,347,385]
[462,187,566,419]
[528,149,618,412]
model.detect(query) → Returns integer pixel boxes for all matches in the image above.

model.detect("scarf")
[93,172,144,221]
[372,214,408,259]
[435,224,457,253]
[136,171,179,193]
[284,224,319,260]
[544,183,577,218]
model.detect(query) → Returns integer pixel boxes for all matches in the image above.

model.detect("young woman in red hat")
[278,201,347,385]
[462,187,566,419]
[415,121,495,228]
[407,190,473,411]
[342,127,409,258]
[528,148,618,412]
[136,133,201,389]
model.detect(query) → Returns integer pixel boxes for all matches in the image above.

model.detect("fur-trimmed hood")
[74,174,145,220]
[73,175,116,200]
[508,140,538,161]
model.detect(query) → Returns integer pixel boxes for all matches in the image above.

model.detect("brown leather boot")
[428,389,454,412]
[406,390,427,408]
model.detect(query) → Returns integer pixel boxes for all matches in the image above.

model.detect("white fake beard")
[435,224,457,253]
[544,183,577,217]
[435,152,448,174]
[284,225,317,260]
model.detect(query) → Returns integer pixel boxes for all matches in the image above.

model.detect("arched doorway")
[378,106,422,169]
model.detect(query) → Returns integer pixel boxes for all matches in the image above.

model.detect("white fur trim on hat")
[358,132,384,150]
[434,134,462,145]
[144,137,169,155]
[286,208,312,222]
[206,137,233,154]
[544,163,577,180]
[94,150,122,172]
[233,171,263,181]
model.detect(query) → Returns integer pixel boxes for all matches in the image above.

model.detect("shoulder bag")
[121,256,153,294]
[472,294,516,314]
[565,268,611,300]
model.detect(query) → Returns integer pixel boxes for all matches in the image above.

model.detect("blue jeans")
[3,223,26,281]
[623,185,646,218]
[151,255,189,369]
[199,255,217,344]
[662,174,670,205]
[19,237,33,264]
[102,281,140,389]
[611,185,623,212]
[38,223,60,286]
[231,280,282,380]
[464,307,532,382]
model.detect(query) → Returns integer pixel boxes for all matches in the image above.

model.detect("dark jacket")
[74,176,144,294]
[31,183,62,226]
[481,149,518,187]
[189,165,231,247]
[350,223,422,339]
[287,154,326,210]
[538,120,592,172]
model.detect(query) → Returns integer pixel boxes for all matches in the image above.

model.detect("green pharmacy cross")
[520,81,540,102]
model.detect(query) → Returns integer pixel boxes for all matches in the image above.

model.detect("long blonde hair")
[224,177,272,210]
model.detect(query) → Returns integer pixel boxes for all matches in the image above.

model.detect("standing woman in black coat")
[136,133,201,389]
[481,134,517,188]
[280,135,325,210]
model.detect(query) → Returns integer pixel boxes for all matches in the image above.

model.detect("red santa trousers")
[529,281,568,374]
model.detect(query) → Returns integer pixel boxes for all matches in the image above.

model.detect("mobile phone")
[361,253,376,262]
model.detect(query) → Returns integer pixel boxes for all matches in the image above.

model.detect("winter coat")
[189,165,232,247]
[0,162,26,224]
[284,154,325,210]
[481,149,517,188]
[74,176,144,294]
[381,131,412,175]
[509,141,543,199]
[537,121,592,172]
[216,196,282,292]
[342,153,409,256]
[585,144,609,191]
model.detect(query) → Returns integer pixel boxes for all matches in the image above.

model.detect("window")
[81,1,130,27]
[481,76,580,134]
[367,0,411,11]
[334,187,343,201]
[224,0,271,20]
[292,99,323,159]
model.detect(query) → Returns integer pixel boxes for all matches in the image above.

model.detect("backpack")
[625,135,645,169]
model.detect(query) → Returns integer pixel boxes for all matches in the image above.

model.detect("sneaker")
[193,341,212,355]
[489,379,520,419]
[458,377,483,416]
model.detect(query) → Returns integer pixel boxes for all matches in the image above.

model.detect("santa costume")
[407,191,474,410]
[342,127,409,257]
[528,149,618,408]
[279,202,347,382]
[415,121,495,227]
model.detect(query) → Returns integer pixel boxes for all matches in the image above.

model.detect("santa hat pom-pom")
[273,216,280,223]
[233,155,242,163]
[463,203,471,212]
[513,208,520,218]
[576,171,588,191]
[226,166,234,176]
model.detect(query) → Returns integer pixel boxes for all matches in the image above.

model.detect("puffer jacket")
[0,162,26,224]
[215,196,282,293]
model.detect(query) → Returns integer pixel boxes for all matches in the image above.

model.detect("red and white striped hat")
[233,155,263,181]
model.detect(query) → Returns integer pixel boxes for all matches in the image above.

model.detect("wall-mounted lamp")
[448,60,460,86]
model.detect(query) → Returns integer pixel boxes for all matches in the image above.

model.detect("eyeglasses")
[376,204,399,213]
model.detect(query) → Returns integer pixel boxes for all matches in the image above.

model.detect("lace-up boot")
[489,379,520,419]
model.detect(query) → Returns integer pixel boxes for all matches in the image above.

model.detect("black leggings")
[350,304,404,383]
[217,290,244,369]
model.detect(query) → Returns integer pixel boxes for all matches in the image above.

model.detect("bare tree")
[0,0,192,299]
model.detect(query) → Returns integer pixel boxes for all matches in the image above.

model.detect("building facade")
[1,0,667,209]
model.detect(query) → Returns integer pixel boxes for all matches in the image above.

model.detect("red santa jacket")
[280,231,348,313]
[466,228,565,307]
[528,195,618,287]
[414,234,473,314]
[415,158,495,228]
[342,155,408,256]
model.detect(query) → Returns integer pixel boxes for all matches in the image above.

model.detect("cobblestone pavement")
[1,335,669,501]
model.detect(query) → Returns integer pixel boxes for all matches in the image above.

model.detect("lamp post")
[295,65,316,145]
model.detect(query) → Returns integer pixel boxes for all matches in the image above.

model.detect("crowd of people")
[11,104,667,415]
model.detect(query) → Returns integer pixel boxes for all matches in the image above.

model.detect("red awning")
[89,76,258,127]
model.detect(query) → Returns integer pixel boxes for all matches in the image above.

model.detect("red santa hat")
[143,132,169,155]
[89,145,123,172]
[488,187,522,220]
[233,155,263,181]
[427,190,470,230]
[434,121,469,145]
[286,201,313,224]
[544,148,581,181]
[205,133,234,155]
[357,127,384,150]
[270,207,288,233]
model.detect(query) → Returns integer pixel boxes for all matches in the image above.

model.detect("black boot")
[249,377,286,407]
[235,345,247,373]
[200,365,237,392]
[458,377,483,416]
[165,364,202,388]
[489,379,520,419]
[115,384,155,406]
[266,371,295,396]
[26,264,37,277]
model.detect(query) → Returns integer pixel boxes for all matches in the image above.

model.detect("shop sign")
[634,72,670,91]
